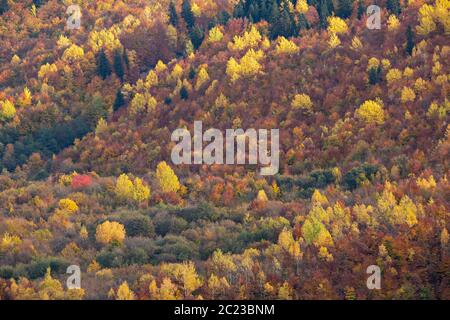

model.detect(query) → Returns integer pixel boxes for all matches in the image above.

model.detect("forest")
[0,0,448,300]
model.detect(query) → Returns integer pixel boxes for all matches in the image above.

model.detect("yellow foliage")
[38,63,58,80]
[278,281,293,300]
[115,174,150,203]
[156,161,181,193]
[381,59,391,70]
[155,60,167,73]
[208,26,223,43]
[256,189,269,202]
[191,3,201,17]
[414,77,427,92]
[311,189,328,206]
[367,57,380,71]
[57,35,72,49]
[59,198,79,214]
[328,32,341,48]
[19,87,32,107]
[427,99,449,119]
[95,221,126,245]
[387,14,400,31]
[228,26,262,51]
[0,233,22,252]
[417,0,449,35]
[116,281,135,300]
[327,16,348,34]
[170,63,184,81]
[355,100,385,124]
[195,66,210,90]
[275,37,299,55]
[403,67,414,78]
[386,68,402,85]
[350,36,362,50]
[0,100,16,121]
[295,0,309,13]
[145,70,159,88]
[291,93,313,111]
[401,86,416,103]
[62,44,84,62]
[89,28,122,53]
[318,246,334,262]
[226,49,263,82]
[416,175,437,190]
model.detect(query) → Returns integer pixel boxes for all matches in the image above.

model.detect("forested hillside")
[0,0,448,300]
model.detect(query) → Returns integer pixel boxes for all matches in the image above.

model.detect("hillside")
[0,0,449,300]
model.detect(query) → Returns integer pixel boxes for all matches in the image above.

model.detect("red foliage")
[71,174,93,189]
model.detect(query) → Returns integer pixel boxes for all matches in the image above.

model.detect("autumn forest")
[0,0,449,300]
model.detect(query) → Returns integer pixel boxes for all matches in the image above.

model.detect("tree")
[97,49,112,79]
[113,50,124,81]
[156,161,181,193]
[336,0,354,19]
[355,100,385,124]
[195,66,210,90]
[357,0,364,19]
[182,0,195,29]
[95,221,126,245]
[113,90,125,111]
[207,26,223,43]
[387,0,401,16]
[0,100,16,121]
[38,268,65,300]
[115,174,150,203]
[387,14,400,31]
[291,93,313,112]
[401,86,416,103]
[368,65,382,85]
[180,85,189,100]
[406,25,415,55]
[276,37,299,55]
[168,1,178,26]
[116,281,135,300]
[189,25,204,49]
[327,16,348,34]
[0,0,9,15]
[59,198,79,214]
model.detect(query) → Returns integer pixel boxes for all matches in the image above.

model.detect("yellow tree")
[95,221,126,245]
[116,281,135,300]
[156,161,181,193]
[208,26,223,43]
[355,100,385,124]
[275,37,299,55]
[195,66,210,90]
[291,93,313,112]
[0,100,16,121]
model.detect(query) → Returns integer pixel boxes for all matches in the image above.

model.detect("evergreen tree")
[97,49,112,80]
[181,0,196,29]
[0,0,8,15]
[336,0,354,19]
[113,50,124,81]
[357,0,364,20]
[189,25,204,49]
[168,1,178,26]
[406,25,414,55]
[368,65,382,85]
[319,0,330,29]
[180,86,189,100]
[113,90,125,111]
[297,13,310,32]
[387,0,401,16]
